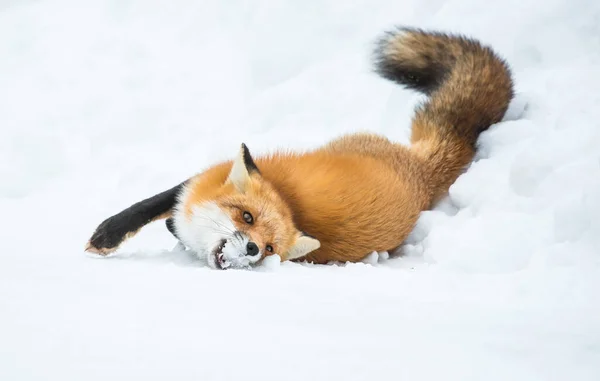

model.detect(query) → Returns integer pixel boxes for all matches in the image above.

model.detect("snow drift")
[1,0,599,380]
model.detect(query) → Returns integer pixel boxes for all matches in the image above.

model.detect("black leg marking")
[86,181,186,254]
[165,217,181,241]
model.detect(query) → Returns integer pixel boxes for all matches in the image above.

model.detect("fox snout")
[212,234,264,270]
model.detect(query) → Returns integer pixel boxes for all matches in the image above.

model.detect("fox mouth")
[212,239,229,270]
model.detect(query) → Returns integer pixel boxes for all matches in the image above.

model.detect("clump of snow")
[261,254,282,270]
[1,0,600,380]
[360,251,390,265]
[219,239,246,269]
[361,251,380,265]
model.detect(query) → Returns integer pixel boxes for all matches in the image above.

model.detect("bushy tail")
[373,27,514,202]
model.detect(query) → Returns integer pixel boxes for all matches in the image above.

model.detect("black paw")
[85,215,131,255]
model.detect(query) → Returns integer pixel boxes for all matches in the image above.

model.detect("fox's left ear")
[226,143,261,192]
[286,232,320,260]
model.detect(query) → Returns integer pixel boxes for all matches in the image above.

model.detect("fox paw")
[85,216,129,255]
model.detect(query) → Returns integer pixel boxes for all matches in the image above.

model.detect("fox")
[85,27,514,270]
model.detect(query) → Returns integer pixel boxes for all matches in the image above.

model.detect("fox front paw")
[84,216,130,255]
[84,242,117,255]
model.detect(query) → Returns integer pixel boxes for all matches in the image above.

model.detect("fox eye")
[242,211,253,224]
[266,245,273,253]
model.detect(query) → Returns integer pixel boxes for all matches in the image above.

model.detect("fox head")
[174,143,320,270]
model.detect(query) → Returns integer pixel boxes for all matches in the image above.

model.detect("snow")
[1,0,599,380]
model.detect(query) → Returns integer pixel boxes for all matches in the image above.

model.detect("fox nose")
[246,241,259,256]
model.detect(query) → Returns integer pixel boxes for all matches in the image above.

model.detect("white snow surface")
[1,0,600,380]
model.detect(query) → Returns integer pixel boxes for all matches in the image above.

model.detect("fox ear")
[227,143,260,192]
[286,232,320,260]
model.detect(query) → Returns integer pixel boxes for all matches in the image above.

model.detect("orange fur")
[180,144,429,263]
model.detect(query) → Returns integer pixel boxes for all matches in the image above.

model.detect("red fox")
[85,27,514,269]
